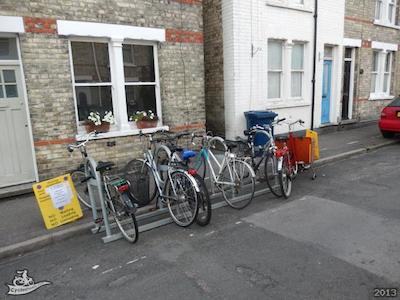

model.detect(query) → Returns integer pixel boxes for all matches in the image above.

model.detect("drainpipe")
[311,0,318,130]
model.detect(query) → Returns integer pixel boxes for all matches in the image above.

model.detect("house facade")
[343,0,400,122]
[0,0,205,188]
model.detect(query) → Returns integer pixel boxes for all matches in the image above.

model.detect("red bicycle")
[274,119,316,198]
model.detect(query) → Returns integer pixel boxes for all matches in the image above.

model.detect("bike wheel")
[219,159,255,209]
[264,153,283,198]
[278,154,292,199]
[124,159,156,206]
[164,171,198,227]
[113,196,139,243]
[71,170,101,210]
[193,174,211,226]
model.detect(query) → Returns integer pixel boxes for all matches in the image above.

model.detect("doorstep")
[0,182,34,200]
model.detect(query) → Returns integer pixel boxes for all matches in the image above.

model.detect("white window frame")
[290,43,305,99]
[374,0,398,27]
[267,40,284,100]
[60,20,167,140]
[370,49,395,99]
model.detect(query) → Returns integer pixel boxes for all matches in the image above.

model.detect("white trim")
[0,16,25,33]
[369,94,395,100]
[57,20,166,42]
[371,41,398,51]
[266,1,313,13]
[343,38,362,48]
[373,20,400,29]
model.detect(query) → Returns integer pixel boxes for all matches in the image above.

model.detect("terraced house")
[0,0,205,188]
[343,0,400,121]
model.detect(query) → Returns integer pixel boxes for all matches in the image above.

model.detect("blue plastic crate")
[244,111,277,146]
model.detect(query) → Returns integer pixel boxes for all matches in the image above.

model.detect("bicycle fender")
[240,159,256,178]
[277,157,283,171]
[173,169,201,193]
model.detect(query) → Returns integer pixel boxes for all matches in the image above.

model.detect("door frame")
[0,33,39,186]
[342,47,355,120]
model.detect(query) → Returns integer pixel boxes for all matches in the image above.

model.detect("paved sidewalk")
[0,122,398,258]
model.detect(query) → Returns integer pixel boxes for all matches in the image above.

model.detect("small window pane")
[125,85,157,117]
[375,0,382,19]
[75,86,113,121]
[371,74,377,92]
[385,53,391,72]
[268,41,282,70]
[388,3,394,22]
[123,45,155,82]
[372,52,379,72]
[383,74,389,92]
[5,85,18,97]
[71,42,111,83]
[345,48,352,59]
[3,70,16,83]
[0,38,18,60]
[292,44,304,70]
[268,72,281,99]
[0,87,4,98]
[291,72,302,97]
[324,46,333,58]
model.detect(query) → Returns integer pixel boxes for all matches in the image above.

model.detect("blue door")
[321,60,332,124]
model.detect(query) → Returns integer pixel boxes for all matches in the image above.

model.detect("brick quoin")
[362,40,372,48]
[24,17,57,34]
[166,29,203,44]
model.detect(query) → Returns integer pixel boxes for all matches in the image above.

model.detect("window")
[291,44,304,97]
[375,0,396,25]
[268,41,283,99]
[370,50,394,97]
[123,44,157,116]
[70,40,160,132]
[71,42,113,122]
[0,38,18,60]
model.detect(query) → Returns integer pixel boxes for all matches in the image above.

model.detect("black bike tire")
[278,155,292,199]
[114,211,139,243]
[193,174,211,226]
[71,170,102,211]
[264,153,283,198]
[123,159,156,206]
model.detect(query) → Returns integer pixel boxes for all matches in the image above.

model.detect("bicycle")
[123,131,200,227]
[152,131,212,226]
[188,132,256,209]
[68,134,138,243]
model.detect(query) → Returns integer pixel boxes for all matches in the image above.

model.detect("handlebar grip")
[80,176,92,183]
[277,118,286,123]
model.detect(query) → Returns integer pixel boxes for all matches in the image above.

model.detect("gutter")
[311,0,318,130]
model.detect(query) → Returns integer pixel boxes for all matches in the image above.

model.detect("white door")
[0,66,35,187]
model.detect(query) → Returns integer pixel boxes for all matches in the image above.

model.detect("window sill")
[76,125,169,141]
[369,93,394,101]
[266,1,313,13]
[373,20,400,30]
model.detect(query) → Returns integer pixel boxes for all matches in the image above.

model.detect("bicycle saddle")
[96,161,115,172]
[181,150,197,161]
[244,130,251,136]
[169,145,184,153]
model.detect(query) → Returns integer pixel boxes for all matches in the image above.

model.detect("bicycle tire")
[278,154,292,199]
[71,170,101,210]
[123,159,156,206]
[189,153,207,179]
[113,195,139,243]
[164,171,198,227]
[219,159,255,209]
[193,174,211,226]
[264,153,283,198]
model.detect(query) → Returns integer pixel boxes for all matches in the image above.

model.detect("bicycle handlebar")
[67,131,97,152]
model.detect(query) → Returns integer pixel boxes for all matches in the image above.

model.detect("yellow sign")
[33,174,83,229]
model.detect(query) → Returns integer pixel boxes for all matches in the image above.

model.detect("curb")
[0,139,398,261]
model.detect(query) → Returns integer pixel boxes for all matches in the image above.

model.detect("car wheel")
[381,130,395,138]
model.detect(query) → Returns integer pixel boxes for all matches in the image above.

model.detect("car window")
[388,98,400,107]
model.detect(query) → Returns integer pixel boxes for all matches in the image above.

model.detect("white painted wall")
[221,0,345,138]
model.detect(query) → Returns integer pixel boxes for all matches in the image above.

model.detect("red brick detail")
[24,17,57,34]
[34,137,76,147]
[362,40,372,48]
[166,29,203,44]
[356,97,369,102]
[170,122,205,132]
[345,16,373,25]
[171,0,202,4]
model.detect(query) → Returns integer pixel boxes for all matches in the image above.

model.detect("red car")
[379,97,400,138]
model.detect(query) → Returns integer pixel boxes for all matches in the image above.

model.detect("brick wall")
[203,0,225,136]
[344,0,400,121]
[0,0,205,180]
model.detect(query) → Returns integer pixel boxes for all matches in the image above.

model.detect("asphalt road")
[0,144,399,300]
